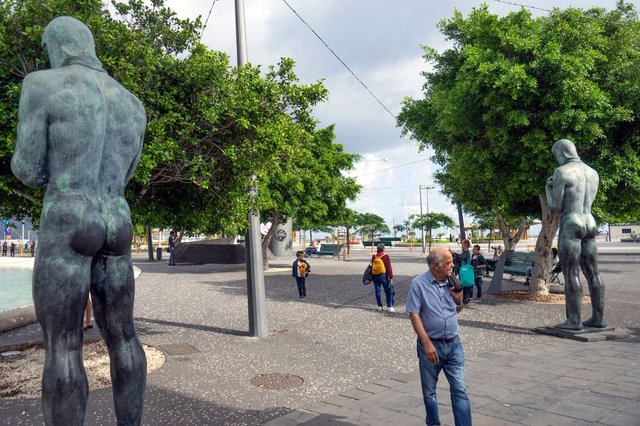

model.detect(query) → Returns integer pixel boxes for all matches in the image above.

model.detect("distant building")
[609,224,640,241]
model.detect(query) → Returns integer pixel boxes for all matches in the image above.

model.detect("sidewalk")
[266,335,640,425]
[1,246,638,425]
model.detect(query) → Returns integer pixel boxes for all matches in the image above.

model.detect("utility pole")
[236,0,267,338]
[419,187,424,254]
[419,185,434,253]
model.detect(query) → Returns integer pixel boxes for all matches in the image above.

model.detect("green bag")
[459,264,475,287]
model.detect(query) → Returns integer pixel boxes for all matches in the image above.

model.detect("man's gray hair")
[377,243,385,252]
[426,251,445,268]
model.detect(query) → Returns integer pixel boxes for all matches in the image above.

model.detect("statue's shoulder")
[22,69,57,87]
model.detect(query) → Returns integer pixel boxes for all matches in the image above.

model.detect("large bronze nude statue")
[546,139,606,330]
[11,17,146,425]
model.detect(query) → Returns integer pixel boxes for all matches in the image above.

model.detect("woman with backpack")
[371,243,394,312]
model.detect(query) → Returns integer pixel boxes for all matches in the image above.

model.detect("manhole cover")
[251,373,304,390]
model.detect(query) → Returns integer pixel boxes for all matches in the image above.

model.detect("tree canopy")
[0,0,360,239]
[398,1,640,292]
[398,1,640,224]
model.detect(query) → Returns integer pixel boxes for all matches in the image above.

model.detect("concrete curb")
[0,305,37,333]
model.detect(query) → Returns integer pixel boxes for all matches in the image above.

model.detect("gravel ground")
[1,241,637,425]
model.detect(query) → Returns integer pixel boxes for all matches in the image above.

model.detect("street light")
[236,0,267,338]
[419,185,434,253]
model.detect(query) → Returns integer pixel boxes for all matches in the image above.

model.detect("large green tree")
[410,212,455,252]
[398,2,640,294]
[0,0,360,262]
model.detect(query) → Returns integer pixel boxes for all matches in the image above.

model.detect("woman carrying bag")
[458,239,475,304]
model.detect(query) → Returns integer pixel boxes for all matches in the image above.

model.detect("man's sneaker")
[388,306,395,313]
[377,306,383,311]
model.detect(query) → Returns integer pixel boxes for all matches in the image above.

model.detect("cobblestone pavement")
[1,242,638,425]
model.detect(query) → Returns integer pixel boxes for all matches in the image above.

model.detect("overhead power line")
[488,0,551,12]
[354,159,429,177]
[280,0,397,121]
[200,0,219,40]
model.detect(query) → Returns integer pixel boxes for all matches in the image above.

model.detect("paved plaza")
[1,241,639,425]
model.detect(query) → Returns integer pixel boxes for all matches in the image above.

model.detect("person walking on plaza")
[457,239,472,304]
[406,248,471,426]
[30,239,36,257]
[2,241,7,256]
[168,230,177,266]
[471,245,487,300]
[292,250,311,299]
[10,242,16,257]
[371,243,395,312]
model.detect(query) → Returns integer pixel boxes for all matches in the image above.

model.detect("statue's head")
[552,139,580,165]
[42,16,101,69]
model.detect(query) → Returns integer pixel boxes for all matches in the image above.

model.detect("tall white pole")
[419,186,425,254]
[236,0,268,338]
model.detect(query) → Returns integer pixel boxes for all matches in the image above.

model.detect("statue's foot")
[555,320,583,331]
[583,317,606,328]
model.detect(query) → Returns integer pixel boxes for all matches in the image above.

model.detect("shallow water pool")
[0,268,33,312]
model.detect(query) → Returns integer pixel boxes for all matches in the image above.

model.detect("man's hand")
[422,338,439,363]
[450,287,463,305]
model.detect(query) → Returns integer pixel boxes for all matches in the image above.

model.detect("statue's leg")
[91,253,146,426]
[557,229,583,330]
[34,237,91,426]
[580,238,606,328]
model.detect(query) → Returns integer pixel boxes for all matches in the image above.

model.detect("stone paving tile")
[377,394,426,419]
[566,390,632,411]
[542,400,613,423]
[338,388,377,401]
[617,399,640,415]
[481,375,544,393]
[519,411,591,426]
[262,410,321,426]
[471,412,517,426]
[545,375,602,391]
[473,400,546,423]
[353,382,395,395]
[589,381,640,399]
[597,409,640,426]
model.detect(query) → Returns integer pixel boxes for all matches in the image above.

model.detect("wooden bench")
[313,243,342,258]
[503,251,535,280]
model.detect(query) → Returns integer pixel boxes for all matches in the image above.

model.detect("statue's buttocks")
[560,213,598,241]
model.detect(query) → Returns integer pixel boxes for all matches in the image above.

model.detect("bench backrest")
[505,251,535,266]
[320,244,342,253]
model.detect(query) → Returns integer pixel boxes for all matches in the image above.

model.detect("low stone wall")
[175,241,246,264]
[0,305,37,333]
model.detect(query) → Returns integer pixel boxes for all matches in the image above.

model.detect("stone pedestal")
[534,325,629,342]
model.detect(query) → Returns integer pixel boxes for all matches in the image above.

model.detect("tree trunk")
[457,202,465,241]
[261,211,280,271]
[530,195,561,295]
[346,226,351,255]
[496,213,526,251]
[146,225,154,261]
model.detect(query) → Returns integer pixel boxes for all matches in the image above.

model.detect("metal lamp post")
[235,0,268,338]
[419,185,434,253]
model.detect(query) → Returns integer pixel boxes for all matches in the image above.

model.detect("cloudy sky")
[164,0,638,233]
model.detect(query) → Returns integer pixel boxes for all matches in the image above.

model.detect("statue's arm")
[125,130,144,185]
[546,169,564,211]
[11,74,48,187]
[124,103,146,185]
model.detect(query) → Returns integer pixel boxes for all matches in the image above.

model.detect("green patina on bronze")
[11,16,146,426]
[546,139,606,331]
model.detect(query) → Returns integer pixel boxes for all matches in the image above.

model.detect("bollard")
[156,247,162,261]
